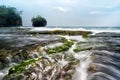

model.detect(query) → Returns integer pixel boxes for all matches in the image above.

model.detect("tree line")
[0,5,47,27]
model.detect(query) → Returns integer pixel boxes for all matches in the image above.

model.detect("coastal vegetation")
[31,15,47,27]
[0,5,22,27]
[0,5,48,27]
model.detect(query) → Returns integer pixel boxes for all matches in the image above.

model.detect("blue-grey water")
[0,26,120,33]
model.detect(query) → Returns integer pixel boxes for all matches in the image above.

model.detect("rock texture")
[0,34,63,70]
[1,31,120,80]
[88,32,120,80]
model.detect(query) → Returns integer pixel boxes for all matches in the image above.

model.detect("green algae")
[47,40,74,54]
[29,30,92,37]
[73,46,93,52]
[3,52,80,80]
[8,58,42,75]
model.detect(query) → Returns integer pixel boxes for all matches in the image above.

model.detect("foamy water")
[72,51,93,80]
[62,35,85,41]
[29,26,120,33]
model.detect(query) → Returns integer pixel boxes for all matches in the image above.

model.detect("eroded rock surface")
[87,32,120,80]
[0,34,63,70]
[1,31,120,80]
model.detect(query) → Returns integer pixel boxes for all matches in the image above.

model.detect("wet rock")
[0,62,5,70]
[0,35,63,49]
[87,32,120,80]
[90,76,111,80]
[1,31,120,80]
[90,32,120,37]
[13,55,21,63]
[0,34,63,70]
[3,53,79,80]
[4,56,12,63]
[88,63,97,73]
[16,74,25,80]
[33,52,40,58]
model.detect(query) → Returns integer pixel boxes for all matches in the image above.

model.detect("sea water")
[30,26,120,33]
[0,26,120,33]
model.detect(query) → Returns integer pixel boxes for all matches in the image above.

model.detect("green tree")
[0,5,22,27]
[31,15,47,27]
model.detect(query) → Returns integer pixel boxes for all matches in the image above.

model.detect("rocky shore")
[88,32,120,80]
[0,34,63,69]
[0,28,120,80]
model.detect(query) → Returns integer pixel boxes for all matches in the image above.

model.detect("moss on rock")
[47,39,74,54]
[73,45,93,52]
[8,58,42,75]
[29,30,92,37]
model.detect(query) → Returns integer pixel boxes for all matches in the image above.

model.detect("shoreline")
[0,28,120,80]
[0,27,120,34]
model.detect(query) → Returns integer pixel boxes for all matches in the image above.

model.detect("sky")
[0,0,120,26]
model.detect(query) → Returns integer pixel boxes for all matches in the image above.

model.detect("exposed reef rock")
[1,30,120,80]
[29,30,92,38]
[3,54,79,80]
[87,32,120,80]
[90,32,120,37]
[0,34,63,70]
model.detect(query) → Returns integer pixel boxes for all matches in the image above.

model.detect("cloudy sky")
[0,0,120,26]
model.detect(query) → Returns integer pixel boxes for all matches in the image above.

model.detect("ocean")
[0,26,120,33]
[30,26,120,33]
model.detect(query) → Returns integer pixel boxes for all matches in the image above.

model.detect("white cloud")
[57,0,77,4]
[1,0,120,26]
[90,11,102,15]
[53,6,70,12]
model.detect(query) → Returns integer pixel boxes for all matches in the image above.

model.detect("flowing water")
[0,35,93,80]
[72,51,93,80]
[0,27,120,80]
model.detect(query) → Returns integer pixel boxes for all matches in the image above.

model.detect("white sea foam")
[62,35,85,41]
[72,51,93,80]
[30,27,120,33]
[30,27,86,31]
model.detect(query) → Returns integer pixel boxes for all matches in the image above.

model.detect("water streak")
[72,51,93,80]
